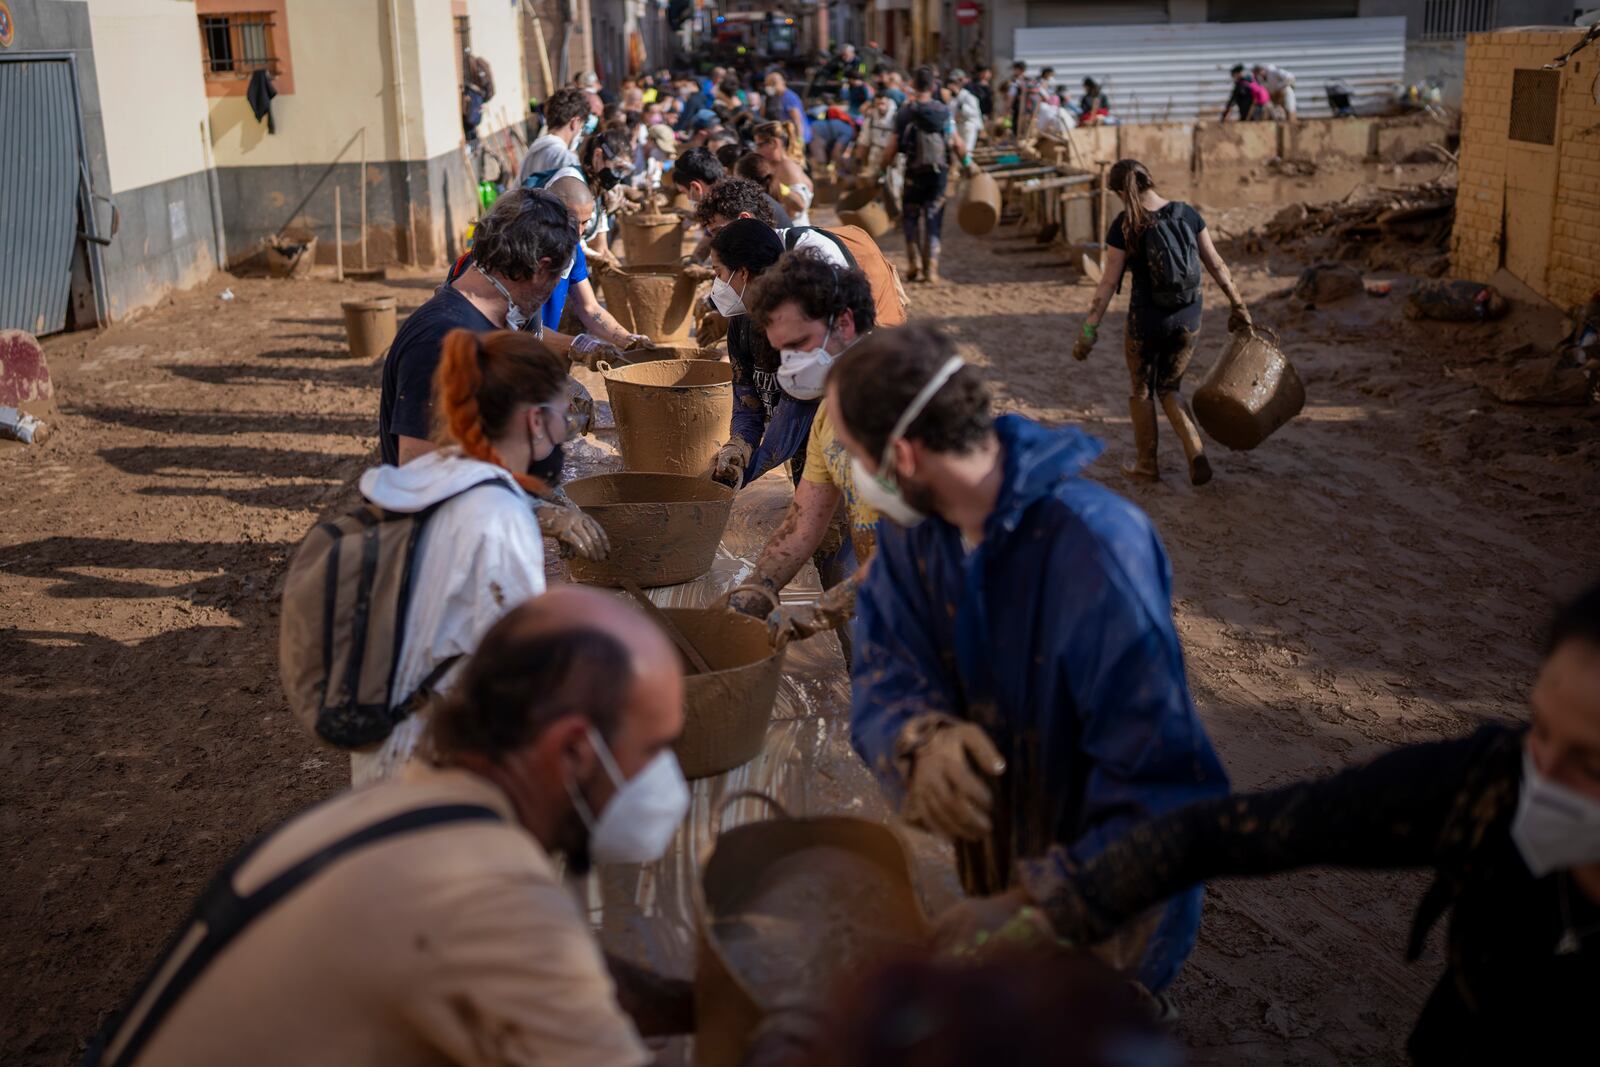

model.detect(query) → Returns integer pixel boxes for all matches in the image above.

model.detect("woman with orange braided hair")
[352,328,608,783]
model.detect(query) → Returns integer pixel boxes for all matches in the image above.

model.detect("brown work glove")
[898,715,1006,842]
[588,249,623,277]
[766,576,857,651]
[682,261,717,282]
[696,308,730,347]
[1228,302,1253,334]
[538,502,611,562]
[565,377,596,437]
[711,439,753,488]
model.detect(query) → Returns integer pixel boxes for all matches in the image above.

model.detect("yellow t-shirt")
[803,405,879,561]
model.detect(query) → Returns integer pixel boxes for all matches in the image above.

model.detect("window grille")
[1420,0,1497,41]
[199,13,279,78]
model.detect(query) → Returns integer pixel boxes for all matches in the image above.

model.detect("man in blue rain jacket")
[825,325,1229,992]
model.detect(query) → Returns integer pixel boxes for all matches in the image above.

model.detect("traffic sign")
[955,1,981,26]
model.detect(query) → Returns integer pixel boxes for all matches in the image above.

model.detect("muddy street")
[3,198,1596,1065]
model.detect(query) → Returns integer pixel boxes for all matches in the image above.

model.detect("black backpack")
[905,105,949,176]
[1137,205,1203,309]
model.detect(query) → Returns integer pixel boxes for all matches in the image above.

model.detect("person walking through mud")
[1074,158,1251,486]
[944,579,1600,1065]
[827,324,1229,996]
[883,66,952,284]
[357,328,604,784]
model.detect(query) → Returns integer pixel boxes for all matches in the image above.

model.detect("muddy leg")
[1159,392,1212,487]
[1123,336,1160,481]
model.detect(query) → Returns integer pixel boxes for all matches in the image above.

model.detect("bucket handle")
[712,789,791,837]
[594,360,613,374]
[722,582,781,616]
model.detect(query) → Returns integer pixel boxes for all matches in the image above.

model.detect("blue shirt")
[541,243,588,331]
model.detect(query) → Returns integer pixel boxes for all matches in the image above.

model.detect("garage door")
[0,59,79,334]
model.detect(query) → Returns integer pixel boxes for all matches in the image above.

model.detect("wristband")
[778,182,792,197]
[1081,322,1098,341]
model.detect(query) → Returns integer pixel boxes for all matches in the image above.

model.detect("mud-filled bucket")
[599,265,707,342]
[958,171,1002,236]
[663,613,785,778]
[619,213,688,267]
[624,343,725,363]
[694,792,931,1067]
[600,358,733,475]
[561,473,734,588]
[340,296,398,361]
[835,186,892,239]
[1193,326,1306,451]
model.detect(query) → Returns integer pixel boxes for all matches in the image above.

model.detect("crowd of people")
[82,44,1600,1067]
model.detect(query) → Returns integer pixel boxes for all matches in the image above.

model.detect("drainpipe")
[200,118,228,270]
[387,0,420,265]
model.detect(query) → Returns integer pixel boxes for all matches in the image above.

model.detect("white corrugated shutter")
[1013,16,1407,123]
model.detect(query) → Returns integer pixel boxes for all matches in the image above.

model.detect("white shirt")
[351,451,547,784]
[863,105,899,151]
[773,227,849,267]
[1259,65,1296,94]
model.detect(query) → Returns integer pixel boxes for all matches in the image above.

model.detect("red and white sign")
[955,1,981,26]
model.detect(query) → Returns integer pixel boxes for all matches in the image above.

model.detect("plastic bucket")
[957,171,1002,235]
[340,296,398,361]
[624,344,725,363]
[599,265,706,343]
[619,213,688,267]
[561,473,734,588]
[662,613,785,779]
[836,186,892,239]
[1193,327,1306,451]
[600,359,733,475]
[693,792,930,1067]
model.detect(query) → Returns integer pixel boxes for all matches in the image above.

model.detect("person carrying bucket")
[1072,158,1252,486]
[724,252,882,654]
[825,324,1229,998]
[882,66,952,285]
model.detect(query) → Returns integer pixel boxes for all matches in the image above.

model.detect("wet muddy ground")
[3,179,1597,1064]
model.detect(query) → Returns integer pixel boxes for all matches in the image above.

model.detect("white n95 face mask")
[477,265,533,332]
[1511,747,1600,877]
[571,726,690,864]
[710,275,746,318]
[776,324,836,401]
[848,354,968,528]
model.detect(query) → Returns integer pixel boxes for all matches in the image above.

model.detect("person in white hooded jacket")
[352,327,602,784]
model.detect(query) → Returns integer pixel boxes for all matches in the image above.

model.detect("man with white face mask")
[724,251,880,652]
[825,325,1228,998]
[87,588,695,1067]
[938,580,1600,1064]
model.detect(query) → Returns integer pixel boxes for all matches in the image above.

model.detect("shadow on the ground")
[160,361,378,389]
[70,405,378,439]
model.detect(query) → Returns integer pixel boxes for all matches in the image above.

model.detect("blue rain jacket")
[850,414,1229,991]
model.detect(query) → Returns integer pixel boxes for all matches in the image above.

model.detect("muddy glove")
[1228,302,1253,334]
[622,333,655,352]
[682,261,717,282]
[898,715,1006,842]
[1072,322,1097,362]
[565,377,596,436]
[933,889,1059,958]
[538,502,611,562]
[696,308,730,347]
[711,439,753,488]
[570,333,624,371]
[766,576,857,651]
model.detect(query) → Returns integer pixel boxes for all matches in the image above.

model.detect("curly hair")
[746,248,877,335]
[695,176,775,227]
[828,325,991,458]
[433,328,568,497]
[471,188,578,282]
[543,87,590,131]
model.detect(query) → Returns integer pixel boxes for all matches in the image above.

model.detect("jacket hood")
[360,449,526,514]
[990,414,1103,533]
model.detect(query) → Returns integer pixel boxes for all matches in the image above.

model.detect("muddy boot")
[922,239,942,285]
[1124,397,1161,481]
[905,241,922,283]
[1159,392,1213,486]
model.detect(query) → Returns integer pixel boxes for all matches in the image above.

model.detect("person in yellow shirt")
[726,251,879,653]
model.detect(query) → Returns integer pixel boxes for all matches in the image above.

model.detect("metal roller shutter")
[0,59,79,334]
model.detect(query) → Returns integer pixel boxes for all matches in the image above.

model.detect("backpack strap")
[84,804,505,1067]
[783,227,858,271]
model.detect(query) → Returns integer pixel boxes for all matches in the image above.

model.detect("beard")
[900,473,940,521]
[554,802,594,877]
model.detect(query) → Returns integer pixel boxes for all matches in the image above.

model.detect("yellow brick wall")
[1451,29,1600,309]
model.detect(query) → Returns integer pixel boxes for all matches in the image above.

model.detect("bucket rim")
[601,358,734,387]
[662,607,783,679]
[562,471,736,507]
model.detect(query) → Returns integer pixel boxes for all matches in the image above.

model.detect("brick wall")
[1451,29,1600,309]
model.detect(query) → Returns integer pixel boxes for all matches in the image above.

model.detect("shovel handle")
[713,789,791,837]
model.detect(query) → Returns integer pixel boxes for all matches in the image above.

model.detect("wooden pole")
[360,126,368,270]
[334,186,344,281]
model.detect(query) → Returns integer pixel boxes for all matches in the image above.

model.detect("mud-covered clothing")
[379,285,496,466]
[1024,725,1597,1064]
[802,404,878,563]
[727,314,814,486]
[850,415,1229,992]
[894,100,952,189]
[1107,204,1206,397]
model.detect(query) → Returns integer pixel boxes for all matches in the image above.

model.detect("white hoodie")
[350,449,547,785]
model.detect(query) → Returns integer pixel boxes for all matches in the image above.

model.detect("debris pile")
[1254,181,1456,277]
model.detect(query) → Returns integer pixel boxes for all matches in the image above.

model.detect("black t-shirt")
[893,99,951,144]
[971,82,994,116]
[377,284,495,466]
[1105,201,1206,313]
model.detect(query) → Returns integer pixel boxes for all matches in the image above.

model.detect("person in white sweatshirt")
[352,327,603,784]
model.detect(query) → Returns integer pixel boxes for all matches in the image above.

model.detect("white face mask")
[570,726,690,864]
[777,322,839,401]
[848,355,967,528]
[1511,747,1600,877]
[710,274,746,318]
[477,265,537,333]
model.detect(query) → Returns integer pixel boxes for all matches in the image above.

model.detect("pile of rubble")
[1244,181,1456,277]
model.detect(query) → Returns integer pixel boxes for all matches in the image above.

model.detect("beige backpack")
[278,479,512,749]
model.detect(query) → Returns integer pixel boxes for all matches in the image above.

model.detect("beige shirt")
[121,767,649,1067]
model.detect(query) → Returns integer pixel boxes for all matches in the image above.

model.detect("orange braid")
[434,329,551,498]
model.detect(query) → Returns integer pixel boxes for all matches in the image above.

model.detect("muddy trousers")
[902,173,947,261]
[812,512,859,665]
[1125,319,1211,484]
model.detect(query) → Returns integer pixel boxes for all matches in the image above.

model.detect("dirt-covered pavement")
[3,196,1597,1064]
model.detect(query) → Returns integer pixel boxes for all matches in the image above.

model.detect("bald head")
[547,175,595,212]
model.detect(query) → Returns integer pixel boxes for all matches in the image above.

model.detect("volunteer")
[948,69,982,167]
[856,91,903,218]
[705,220,812,491]
[360,329,604,784]
[517,176,644,344]
[950,580,1600,1064]
[1073,158,1251,486]
[1080,78,1111,125]
[696,177,842,265]
[752,121,814,225]
[87,589,693,1067]
[882,67,951,284]
[826,324,1229,995]
[518,86,592,186]
[726,252,881,652]
[761,70,809,144]
[1252,63,1298,120]
[1221,64,1268,122]
[571,127,635,267]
